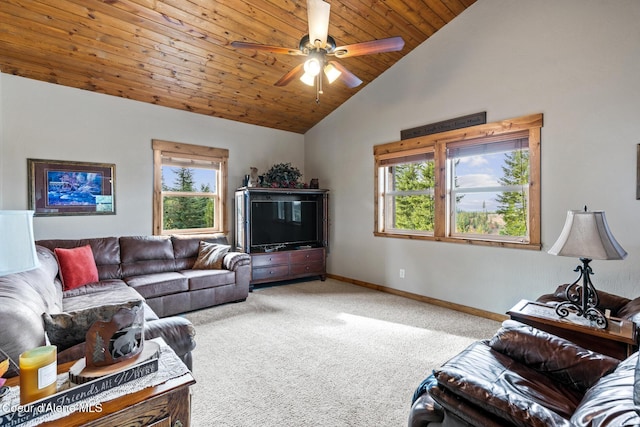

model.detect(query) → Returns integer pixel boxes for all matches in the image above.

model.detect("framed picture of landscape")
[28,159,116,216]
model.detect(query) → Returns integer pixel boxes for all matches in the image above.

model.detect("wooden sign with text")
[0,357,158,426]
[401,112,487,140]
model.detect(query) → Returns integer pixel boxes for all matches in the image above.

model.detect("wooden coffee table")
[508,299,638,360]
[4,359,195,426]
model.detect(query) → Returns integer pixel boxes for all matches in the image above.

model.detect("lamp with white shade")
[548,207,627,329]
[0,210,40,380]
[0,210,39,276]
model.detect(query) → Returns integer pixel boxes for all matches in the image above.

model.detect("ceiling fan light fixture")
[324,63,341,84]
[307,0,331,49]
[300,72,316,86]
[303,57,321,76]
[231,0,404,103]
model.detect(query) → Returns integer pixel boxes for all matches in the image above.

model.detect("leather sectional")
[0,234,250,377]
[37,234,251,317]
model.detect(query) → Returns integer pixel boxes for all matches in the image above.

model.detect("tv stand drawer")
[291,249,324,263]
[290,261,324,276]
[252,252,289,268]
[249,248,326,286]
[252,265,290,281]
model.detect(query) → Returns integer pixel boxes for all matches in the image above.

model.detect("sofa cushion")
[119,236,176,276]
[193,241,230,270]
[62,280,142,311]
[433,341,581,427]
[489,320,619,393]
[180,269,236,291]
[43,299,143,351]
[54,245,99,290]
[171,234,229,270]
[37,237,121,280]
[570,353,640,426]
[125,272,188,299]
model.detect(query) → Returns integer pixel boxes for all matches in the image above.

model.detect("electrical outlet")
[399,269,405,279]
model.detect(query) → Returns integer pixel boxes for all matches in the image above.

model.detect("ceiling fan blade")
[274,63,306,87]
[307,0,330,48]
[328,61,362,88]
[231,41,304,56]
[331,36,405,58]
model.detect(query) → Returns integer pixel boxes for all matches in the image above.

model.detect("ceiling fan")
[231,0,404,103]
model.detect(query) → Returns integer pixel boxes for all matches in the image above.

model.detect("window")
[374,114,542,250]
[379,151,435,235]
[152,140,228,235]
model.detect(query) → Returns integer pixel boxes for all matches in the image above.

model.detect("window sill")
[373,231,541,251]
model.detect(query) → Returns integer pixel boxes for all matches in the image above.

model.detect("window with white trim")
[152,140,228,235]
[374,114,542,250]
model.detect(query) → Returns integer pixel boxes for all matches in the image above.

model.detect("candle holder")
[19,346,57,404]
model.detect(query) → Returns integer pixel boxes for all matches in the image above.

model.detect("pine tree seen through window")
[162,166,216,231]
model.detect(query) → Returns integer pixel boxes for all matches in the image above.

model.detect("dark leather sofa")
[37,234,251,318]
[0,244,196,377]
[409,320,640,427]
[1,234,250,377]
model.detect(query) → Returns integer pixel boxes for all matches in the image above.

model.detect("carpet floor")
[184,279,501,426]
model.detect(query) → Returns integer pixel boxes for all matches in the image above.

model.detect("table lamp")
[548,207,627,329]
[0,210,40,378]
[0,210,39,276]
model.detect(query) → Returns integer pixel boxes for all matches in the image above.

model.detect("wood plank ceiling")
[0,0,475,134]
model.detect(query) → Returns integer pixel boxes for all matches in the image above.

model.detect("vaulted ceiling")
[0,0,475,134]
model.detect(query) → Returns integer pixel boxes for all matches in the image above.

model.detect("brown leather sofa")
[37,234,251,317]
[409,320,640,427]
[0,245,196,377]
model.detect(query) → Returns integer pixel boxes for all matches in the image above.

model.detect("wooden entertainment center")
[235,187,328,287]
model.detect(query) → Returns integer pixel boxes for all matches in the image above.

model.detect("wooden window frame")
[373,113,542,250]
[152,140,228,236]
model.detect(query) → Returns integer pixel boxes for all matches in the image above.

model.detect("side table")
[507,299,638,360]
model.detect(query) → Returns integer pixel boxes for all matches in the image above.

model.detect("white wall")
[305,0,640,314]
[0,74,304,239]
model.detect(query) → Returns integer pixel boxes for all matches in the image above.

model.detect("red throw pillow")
[54,245,99,291]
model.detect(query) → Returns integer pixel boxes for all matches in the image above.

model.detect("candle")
[19,345,57,404]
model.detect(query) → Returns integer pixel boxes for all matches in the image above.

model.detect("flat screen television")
[250,200,318,248]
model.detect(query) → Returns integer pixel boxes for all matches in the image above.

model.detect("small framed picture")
[28,159,116,216]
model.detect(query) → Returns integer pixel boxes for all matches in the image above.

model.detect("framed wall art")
[28,159,116,216]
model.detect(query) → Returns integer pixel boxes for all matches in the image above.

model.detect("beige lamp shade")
[548,210,627,260]
[0,210,39,276]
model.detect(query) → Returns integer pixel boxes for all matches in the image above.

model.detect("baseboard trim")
[327,273,508,323]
